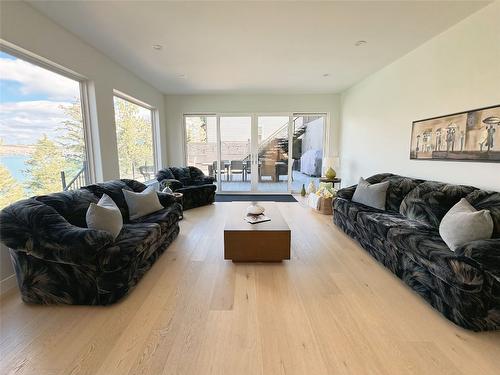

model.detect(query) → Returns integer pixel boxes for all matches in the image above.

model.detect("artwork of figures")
[410,105,500,162]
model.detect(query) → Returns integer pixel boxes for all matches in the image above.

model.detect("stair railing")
[242,117,303,162]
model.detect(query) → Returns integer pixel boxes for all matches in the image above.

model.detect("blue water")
[1,154,29,182]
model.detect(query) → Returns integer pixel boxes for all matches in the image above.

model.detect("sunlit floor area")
[1,201,499,375]
[218,170,320,193]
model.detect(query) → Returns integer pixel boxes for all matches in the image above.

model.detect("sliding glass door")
[256,116,290,193]
[219,116,252,192]
[184,113,326,194]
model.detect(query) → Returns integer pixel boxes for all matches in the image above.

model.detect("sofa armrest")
[0,199,114,267]
[337,185,357,200]
[201,176,215,184]
[455,239,500,280]
[157,192,177,207]
[159,179,183,191]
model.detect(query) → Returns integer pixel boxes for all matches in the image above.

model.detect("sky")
[0,50,80,145]
[189,115,289,143]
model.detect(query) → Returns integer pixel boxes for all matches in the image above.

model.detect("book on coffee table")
[245,214,271,224]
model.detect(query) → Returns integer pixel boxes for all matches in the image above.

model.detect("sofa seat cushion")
[357,211,431,240]
[455,239,500,282]
[131,207,179,234]
[176,184,217,210]
[387,227,484,292]
[334,198,382,223]
[98,223,161,272]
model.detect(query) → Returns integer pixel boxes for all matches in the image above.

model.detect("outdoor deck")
[216,170,319,193]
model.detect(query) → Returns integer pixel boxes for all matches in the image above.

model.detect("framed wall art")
[410,104,500,162]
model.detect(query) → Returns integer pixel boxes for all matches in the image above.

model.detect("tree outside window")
[113,96,155,182]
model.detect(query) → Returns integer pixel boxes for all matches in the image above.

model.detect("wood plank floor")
[1,201,499,375]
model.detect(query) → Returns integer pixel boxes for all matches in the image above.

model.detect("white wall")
[340,1,500,190]
[0,2,168,292]
[164,94,341,166]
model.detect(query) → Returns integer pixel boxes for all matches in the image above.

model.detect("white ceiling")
[28,1,489,95]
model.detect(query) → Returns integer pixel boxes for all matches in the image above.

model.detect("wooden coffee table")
[224,203,291,262]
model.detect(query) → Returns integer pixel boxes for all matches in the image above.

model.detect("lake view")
[1,154,29,182]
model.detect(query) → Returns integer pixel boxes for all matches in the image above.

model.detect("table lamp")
[323,157,339,179]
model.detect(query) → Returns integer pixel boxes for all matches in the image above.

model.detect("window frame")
[113,90,160,183]
[0,39,97,184]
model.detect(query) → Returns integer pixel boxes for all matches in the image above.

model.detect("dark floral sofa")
[333,173,500,331]
[0,179,182,305]
[156,166,216,210]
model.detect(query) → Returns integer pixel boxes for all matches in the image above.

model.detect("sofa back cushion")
[400,181,476,228]
[156,168,176,182]
[381,175,424,212]
[35,189,98,228]
[83,179,147,222]
[361,173,424,212]
[188,166,207,184]
[466,189,500,238]
[170,167,192,185]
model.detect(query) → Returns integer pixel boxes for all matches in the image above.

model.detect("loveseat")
[0,179,182,305]
[333,173,500,331]
[156,166,216,210]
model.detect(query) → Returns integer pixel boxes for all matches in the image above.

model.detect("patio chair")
[230,160,245,181]
[244,160,252,180]
[259,158,276,182]
[212,160,226,181]
[275,161,288,182]
[138,165,155,181]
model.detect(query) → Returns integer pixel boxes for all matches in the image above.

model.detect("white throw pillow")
[439,198,493,251]
[352,177,389,210]
[86,193,123,239]
[123,185,164,220]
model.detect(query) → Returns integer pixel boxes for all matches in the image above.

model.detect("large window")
[0,49,90,209]
[184,115,217,176]
[113,94,156,182]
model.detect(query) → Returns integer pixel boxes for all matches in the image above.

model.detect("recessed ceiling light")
[152,44,163,50]
[177,74,187,79]
[355,40,367,47]
[322,73,330,77]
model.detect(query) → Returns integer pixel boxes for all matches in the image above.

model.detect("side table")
[172,192,184,220]
[319,177,341,189]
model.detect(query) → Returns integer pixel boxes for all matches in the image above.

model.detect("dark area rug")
[215,194,297,202]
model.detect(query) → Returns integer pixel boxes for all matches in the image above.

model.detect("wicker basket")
[317,197,333,215]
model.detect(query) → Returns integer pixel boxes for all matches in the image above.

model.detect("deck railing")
[61,161,88,191]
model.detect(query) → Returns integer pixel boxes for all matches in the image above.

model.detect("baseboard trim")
[0,274,17,296]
